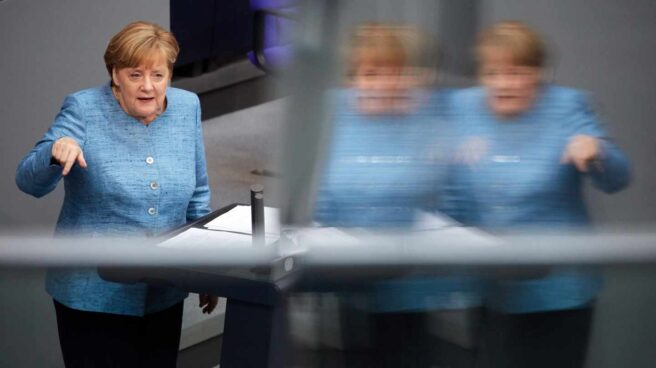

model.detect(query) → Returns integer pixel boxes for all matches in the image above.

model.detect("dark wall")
[171,0,253,70]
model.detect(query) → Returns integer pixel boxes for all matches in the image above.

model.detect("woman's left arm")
[187,96,212,221]
[563,92,631,193]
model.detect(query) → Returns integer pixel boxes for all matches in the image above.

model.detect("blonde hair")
[104,21,179,82]
[475,21,546,68]
[347,23,437,75]
[349,23,407,70]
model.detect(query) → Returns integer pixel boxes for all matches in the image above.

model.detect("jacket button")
[146,156,154,165]
[150,182,159,190]
[148,207,157,215]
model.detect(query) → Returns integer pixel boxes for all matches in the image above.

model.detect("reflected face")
[112,55,170,124]
[352,63,417,115]
[480,49,542,119]
[354,64,403,92]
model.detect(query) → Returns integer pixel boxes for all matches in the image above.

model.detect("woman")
[315,23,446,227]
[443,21,631,368]
[16,21,217,367]
[314,23,481,368]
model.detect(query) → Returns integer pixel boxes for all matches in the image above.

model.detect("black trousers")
[336,310,433,368]
[338,307,476,368]
[475,306,594,368]
[54,299,183,368]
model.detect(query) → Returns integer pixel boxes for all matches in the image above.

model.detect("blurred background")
[1,0,655,367]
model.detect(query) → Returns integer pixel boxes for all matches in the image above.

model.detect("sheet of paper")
[298,223,499,248]
[204,205,280,235]
[412,210,459,231]
[158,228,276,250]
[296,227,364,247]
[411,211,499,246]
[427,226,501,247]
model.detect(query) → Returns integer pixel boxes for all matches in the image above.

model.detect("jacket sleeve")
[568,92,631,193]
[437,163,477,226]
[15,95,86,198]
[435,91,478,225]
[186,96,212,221]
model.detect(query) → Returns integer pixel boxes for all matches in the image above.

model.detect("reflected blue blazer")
[314,89,483,312]
[442,85,631,313]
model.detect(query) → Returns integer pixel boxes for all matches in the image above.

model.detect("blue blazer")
[16,83,212,316]
[442,85,631,313]
[314,89,483,312]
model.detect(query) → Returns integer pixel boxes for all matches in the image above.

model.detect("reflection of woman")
[315,24,444,228]
[444,22,630,367]
[16,22,215,366]
[314,24,480,368]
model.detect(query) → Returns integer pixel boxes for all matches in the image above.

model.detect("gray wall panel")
[0,2,168,366]
[0,0,169,231]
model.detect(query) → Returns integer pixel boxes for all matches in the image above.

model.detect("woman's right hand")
[199,294,218,314]
[52,137,87,176]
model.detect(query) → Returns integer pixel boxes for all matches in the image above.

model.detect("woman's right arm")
[562,91,631,193]
[15,95,86,198]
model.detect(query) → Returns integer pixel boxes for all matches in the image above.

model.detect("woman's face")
[479,49,542,119]
[112,55,169,124]
[352,62,419,115]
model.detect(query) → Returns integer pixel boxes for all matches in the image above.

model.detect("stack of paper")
[158,205,280,250]
[204,205,280,235]
[158,228,254,250]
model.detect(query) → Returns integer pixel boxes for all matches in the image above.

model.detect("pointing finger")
[62,149,77,176]
[574,156,589,173]
[76,151,88,168]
